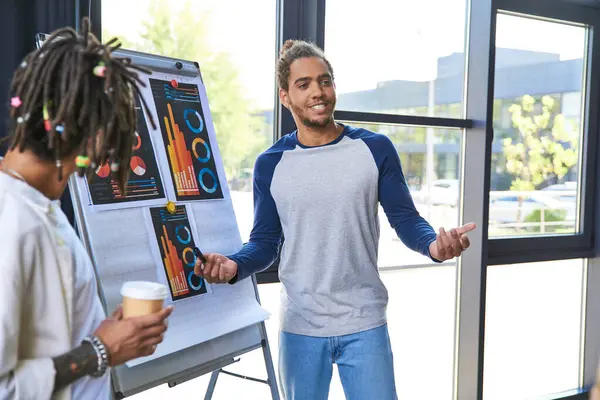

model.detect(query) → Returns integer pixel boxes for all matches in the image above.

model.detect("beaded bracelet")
[82,335,109,377]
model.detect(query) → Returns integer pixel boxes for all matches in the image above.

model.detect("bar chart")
[149,205,208,301]
[150,79,223,201]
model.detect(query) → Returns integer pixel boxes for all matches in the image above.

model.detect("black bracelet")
[82,336,109,377]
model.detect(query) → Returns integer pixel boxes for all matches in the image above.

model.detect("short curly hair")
[276,40,334,91]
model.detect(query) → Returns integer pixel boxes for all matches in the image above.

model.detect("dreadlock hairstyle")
[6,17,156,194]
[276,39,335,91]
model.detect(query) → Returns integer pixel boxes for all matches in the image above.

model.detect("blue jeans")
[278,324,397,400]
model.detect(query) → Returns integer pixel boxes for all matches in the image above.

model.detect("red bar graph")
[163,103,200,197]
[160,225,189,296]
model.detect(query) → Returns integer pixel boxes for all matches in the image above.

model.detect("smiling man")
[196,40,475,399]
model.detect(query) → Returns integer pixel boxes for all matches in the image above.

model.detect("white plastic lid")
[120,281,169,300]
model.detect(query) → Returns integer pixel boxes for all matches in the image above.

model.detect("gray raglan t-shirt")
[229,124,437,337]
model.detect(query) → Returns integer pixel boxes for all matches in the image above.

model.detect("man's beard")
[290,102,334,128]
[301,115,332,128]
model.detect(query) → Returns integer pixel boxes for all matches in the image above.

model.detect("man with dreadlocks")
[196,40,477,399]
[0,20,172,400]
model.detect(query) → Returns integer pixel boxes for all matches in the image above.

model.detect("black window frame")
[488,0,600,266]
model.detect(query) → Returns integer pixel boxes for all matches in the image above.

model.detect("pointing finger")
[457,222,477,235]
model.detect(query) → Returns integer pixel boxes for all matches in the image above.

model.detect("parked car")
[489,192,575,224]
[413,179,459,207]
[541,181,577,203]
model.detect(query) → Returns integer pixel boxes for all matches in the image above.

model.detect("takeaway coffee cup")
[120,281,169,318]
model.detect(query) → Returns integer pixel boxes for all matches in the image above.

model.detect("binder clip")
[166,201,176,215]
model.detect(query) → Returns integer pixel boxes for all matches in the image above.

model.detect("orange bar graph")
[164,104,200,197]
[160,226,189,296]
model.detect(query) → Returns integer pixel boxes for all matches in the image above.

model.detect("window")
[325,0,468,118]
[489,13,587,238]
[102,0,277,242]
[384,266,456,399]
[346,123,461,268]
[258,268,458,400]
[102,1,278,398]
[483,259,585,399]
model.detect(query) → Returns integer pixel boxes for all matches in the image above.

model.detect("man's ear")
[279,88,290,110]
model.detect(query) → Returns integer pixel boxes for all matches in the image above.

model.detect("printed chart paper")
[149,79,223,201]
[146,204,211,301]
[83,99,166,210]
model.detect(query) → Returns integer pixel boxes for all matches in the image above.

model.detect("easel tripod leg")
[204,370,220,400]
[261,334,280,399]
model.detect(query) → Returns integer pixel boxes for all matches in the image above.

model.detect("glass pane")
[324,0,467,118]
[102,0,276,242]
[483,259,585,399]
[384,267,456,399]
[345,123,461,267]
[242,270,455,400]
[489,14,586,238]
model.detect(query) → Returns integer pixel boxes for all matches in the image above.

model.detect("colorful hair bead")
[93,61,106,78]
[11,97,22,108]
[43,104,51,131]
[55,125,65,134]
[110,162,120,172]
[16,117,24,124]
[76,155,91,168]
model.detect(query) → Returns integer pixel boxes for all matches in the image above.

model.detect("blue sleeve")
[363,134,439,261]
[227,153,283,281]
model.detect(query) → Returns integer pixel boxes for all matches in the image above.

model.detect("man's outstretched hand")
[429,222,476,261]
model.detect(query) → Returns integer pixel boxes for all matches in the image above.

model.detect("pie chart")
[130,156,147,176]
[96,163,110,178]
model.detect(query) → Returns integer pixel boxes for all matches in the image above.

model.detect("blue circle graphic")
[184,109,204,133]
[198,168,218,194]
[175,225,191,244]
[188,271,204,291]
[192,138,211,163]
